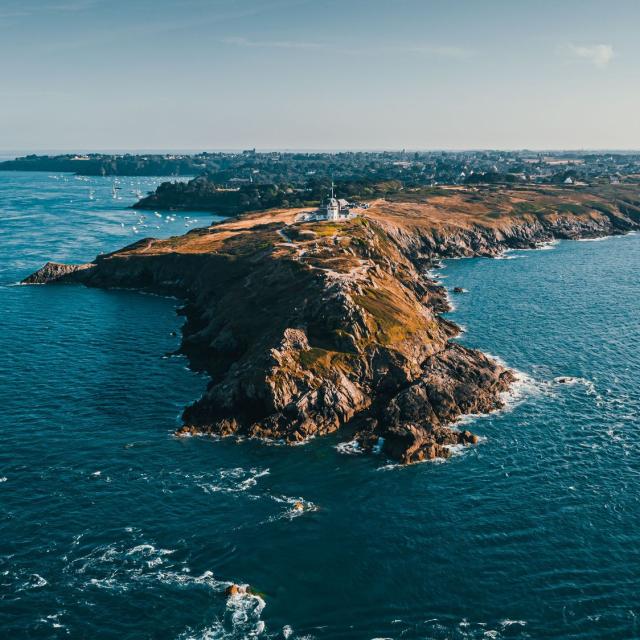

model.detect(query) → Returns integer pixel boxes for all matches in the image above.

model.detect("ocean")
[1,171,639,639]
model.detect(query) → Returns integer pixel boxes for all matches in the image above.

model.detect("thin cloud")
[221,36,324,50]
[222,36,473,59]
[399,44,473,59]
[0,2,94,27]
[46,0,102,10]
[0,0,99,17]
[0,6,32,20]
[568,43,615,69]
[29,2,309,53]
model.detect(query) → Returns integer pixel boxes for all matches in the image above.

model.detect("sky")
[1,0,639,151]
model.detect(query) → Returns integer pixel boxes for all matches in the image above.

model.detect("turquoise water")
[1,172,640,639]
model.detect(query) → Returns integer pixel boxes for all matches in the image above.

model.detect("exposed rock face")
[21,261,92,284]
[24,186,640,464]
[373,344,513,463]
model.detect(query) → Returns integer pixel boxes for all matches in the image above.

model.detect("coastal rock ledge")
[25,186,640,463]
[23,261,93,284]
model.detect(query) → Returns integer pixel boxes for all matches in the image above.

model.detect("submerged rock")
[225,584,246,597]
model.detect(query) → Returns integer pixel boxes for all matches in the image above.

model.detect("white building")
[322,183,351,220]
[326,196,340,220]
[294,183,359,223]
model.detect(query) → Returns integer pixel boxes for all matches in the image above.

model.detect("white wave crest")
[537,239,559,250]
[186,467,270,495]
[263,494,318,521]
[334,439,362,455]
[177,588,267,640]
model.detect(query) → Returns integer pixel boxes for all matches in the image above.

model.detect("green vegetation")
[586,200,615,215]
[308,223,341,237]
[512,201,543,215]
[298,347,357,376]
[134,176,407,215]
[354,286,426,346]
[556,203,588,215]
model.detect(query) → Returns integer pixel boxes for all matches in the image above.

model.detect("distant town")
[3,149,640,215]
[2,149,640,184]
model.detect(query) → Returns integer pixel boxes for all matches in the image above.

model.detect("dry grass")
[113,184,640,264]
[365,184,640,236]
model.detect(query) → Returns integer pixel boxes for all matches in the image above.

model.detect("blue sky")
[1,0,638,150]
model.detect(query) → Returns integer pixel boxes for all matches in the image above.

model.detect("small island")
[25,184,640,463]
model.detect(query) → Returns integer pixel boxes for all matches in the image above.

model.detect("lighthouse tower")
[326,182,340,220]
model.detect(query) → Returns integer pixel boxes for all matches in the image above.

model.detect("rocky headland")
[24,185,640,463]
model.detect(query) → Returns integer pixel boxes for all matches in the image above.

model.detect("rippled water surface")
[1,172,639,639]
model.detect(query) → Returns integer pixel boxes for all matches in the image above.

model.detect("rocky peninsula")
[25,185,640,464]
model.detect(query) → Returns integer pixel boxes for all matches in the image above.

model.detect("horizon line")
[3,147,640,154]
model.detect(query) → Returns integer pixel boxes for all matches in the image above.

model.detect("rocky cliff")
[24,185,640,463]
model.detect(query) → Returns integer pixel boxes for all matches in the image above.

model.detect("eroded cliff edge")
[24,185,640,463]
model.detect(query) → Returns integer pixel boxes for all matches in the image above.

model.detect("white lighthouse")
[326,182,341,220]
[295,183,360,224]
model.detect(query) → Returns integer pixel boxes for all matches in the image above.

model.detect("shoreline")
[22,187,640,464]
[433,229,639,442]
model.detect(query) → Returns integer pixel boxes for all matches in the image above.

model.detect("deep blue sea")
[1,172,639,639]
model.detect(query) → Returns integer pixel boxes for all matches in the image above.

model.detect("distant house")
[564,177,574,184]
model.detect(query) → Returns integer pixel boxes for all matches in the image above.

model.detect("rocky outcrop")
[21,261,93,284]
[351,343,512,463]
[23,186,640,464]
